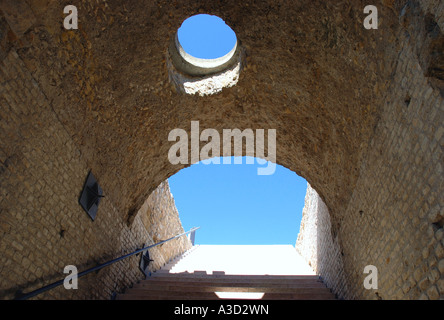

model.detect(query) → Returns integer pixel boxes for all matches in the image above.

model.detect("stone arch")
[1,0,443,300]
[63,1,397,229]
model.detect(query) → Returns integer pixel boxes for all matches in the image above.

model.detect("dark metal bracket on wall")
[79,171,104,221]
[139,248,154,278]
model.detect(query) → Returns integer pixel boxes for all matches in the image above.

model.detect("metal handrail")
[15,227,200,300]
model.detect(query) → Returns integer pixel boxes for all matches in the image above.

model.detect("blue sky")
[169,157,307,245]
[170,15,307,245]
[178,14,237,59]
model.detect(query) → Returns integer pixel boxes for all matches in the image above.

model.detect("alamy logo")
[63,5,78,30]
[168,121,277,175]
[63,265,78,290]
[363,5,378,29]
[363,265,378,289]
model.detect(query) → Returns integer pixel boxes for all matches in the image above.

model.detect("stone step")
[117,273,336,300]
[150,272,321,280]
[159,248,200,270]
[134,281,326,289]
[117,245,336,300]
[146,275,323,285]
[130,284,332,294]
[116,290,336,300]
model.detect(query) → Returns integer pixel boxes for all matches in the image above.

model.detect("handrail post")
[189,228,196,245]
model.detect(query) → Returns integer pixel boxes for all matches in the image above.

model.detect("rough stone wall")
[0,49,190,299]
[297,1,444,300]
[337,0,444,300]
[296,184,348,299]
[295,185,319,270]
[136,180,192,272]
[336,1,443,300]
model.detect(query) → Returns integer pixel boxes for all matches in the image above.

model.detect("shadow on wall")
[135,180,193,273]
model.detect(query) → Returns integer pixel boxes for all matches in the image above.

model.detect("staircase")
[117,245,336,300]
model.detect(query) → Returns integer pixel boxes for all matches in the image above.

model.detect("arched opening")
[161,156,320,277]
[168,156,307,245]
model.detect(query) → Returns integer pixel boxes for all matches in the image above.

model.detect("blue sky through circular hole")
[178,14,237,59]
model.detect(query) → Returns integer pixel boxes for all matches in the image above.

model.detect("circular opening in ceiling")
[167,14,244,96]
[177,14,237,62]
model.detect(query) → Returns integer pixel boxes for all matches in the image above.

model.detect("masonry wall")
[295,186,319,271]
[297,1,444,300]
[0,50,190,299]
[136,180,192,272]
[337,1,443,300]
[296,184,348,299]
